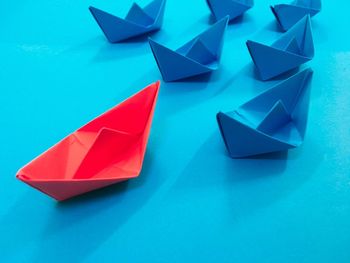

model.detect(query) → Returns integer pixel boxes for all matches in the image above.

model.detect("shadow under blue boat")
[92,30,170,62]
[167,131,323,220]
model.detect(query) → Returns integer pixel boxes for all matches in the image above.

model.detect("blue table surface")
[1,0,349,262]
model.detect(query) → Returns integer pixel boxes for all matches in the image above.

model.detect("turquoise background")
[1,0,350,262]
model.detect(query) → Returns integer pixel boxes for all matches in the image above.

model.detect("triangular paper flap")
[206,0,253,21]
[246,40,309,80]
[217,112,294,158]
[73,128,142,180]
[240,68,312,116]
[257,100,291,135]
[143,0,166,20]
[125,3,154,26]
[185,39,217,65]
[177,16,228,58]
[291,68,313,138]
[295,0,322,10]
[229,109,303,147]
[285,37,301,54]
[89,6,146,43]
[270,5,284,30]
[272,15,308,49]
[19,178,125,201]
[16,82,159,200]
[176,38,198,55]
[79,82,159,135]
[196,16,228,58]
[16,137,72,181]
[272,15,314,58]
[271,4,317,31]
[301,15,314,58]
[149,39,212,81]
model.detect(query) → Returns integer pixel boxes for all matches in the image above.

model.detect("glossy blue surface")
[1,0,349,262]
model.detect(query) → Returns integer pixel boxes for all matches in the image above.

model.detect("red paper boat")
[16,82,160,201]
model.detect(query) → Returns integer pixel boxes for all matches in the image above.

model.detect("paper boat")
[149,17,229,82]
[16,82,160,201]
[89,0,166,43]
[206,0,254,22]
[271,0,321,31]
[246,15,314,81]
[217,68,313,158]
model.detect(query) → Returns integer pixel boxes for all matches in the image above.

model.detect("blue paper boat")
[206,0,254,22]
[89,0,166,43]
[246,15,314,81]
[271,0,321,31]
[217,68,313,158]
[149,17,229,82]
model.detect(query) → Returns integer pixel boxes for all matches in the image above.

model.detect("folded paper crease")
[89,0,166,43]
[149,16,229,81]
[246,15,314,80]
[16,82,160,201]
[217,68,313,158]
[271,0,321,31]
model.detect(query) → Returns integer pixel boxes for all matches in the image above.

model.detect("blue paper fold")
[89,0,166,43]
[217,68,313,158]
[149,17,229,82]
[246,15,314,81]
[271,0,321,31]
[206,0,254,22]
